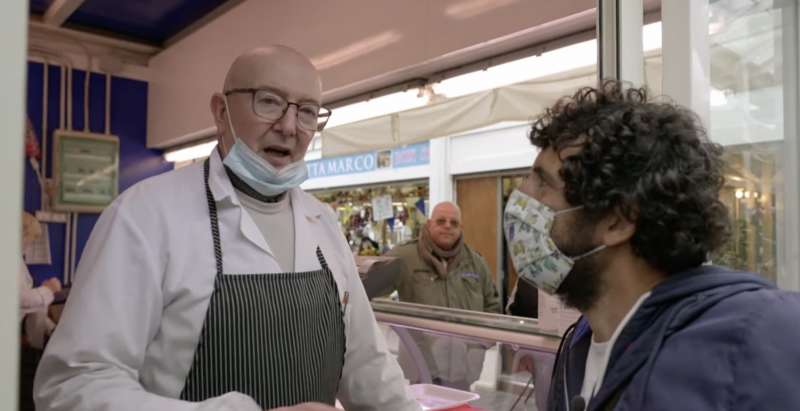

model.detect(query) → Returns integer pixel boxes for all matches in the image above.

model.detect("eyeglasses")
[225,88,332,132]
[434,217,460,229]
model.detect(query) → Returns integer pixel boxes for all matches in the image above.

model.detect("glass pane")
[707,0,792,284]
[378,322,556,411]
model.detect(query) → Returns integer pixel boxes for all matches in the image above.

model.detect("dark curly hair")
[529,80,730,274]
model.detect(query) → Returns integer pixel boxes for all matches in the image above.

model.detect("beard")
[553,216,607,312]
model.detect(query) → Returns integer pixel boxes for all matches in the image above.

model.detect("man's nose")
[273,104,298,137]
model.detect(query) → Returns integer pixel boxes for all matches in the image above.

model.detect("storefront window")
[706,0,794,284]
[715,144,781,280]
[311,181,429,255]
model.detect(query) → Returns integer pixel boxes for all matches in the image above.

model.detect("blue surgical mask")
[221,97,308,197]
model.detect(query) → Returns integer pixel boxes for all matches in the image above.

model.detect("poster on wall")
[371,194,394,220]
[52,130,120,213]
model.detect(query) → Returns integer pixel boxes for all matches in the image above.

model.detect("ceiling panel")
[42,0,231,45]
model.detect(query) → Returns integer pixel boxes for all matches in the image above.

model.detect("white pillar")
[428,137,453,215]
[779,2,800,291]
[618,0,643,86]
[597,0,644,85]
[0,0,28,408]
[661,0,710,128]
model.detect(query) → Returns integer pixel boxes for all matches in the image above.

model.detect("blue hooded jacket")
[546,265,800,411]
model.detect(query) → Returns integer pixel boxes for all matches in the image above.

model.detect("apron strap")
[315,246,330,272]
[206,158,329,279]
[204,159,224,276]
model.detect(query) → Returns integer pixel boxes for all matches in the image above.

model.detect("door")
[455,176,499,283]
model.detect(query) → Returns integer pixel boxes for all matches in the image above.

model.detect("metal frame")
[597,0,644,85]
[779,0,800,290]
[597,0,620,80]
[374,311,560,353]
[52,130,120,213]
[372,299,558,339]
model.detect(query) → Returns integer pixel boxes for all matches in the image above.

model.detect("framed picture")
[377,149,392,169]
[52,130,120,213]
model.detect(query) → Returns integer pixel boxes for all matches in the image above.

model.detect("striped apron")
[180,159,346,409]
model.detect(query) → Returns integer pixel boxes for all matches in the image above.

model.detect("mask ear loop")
[551,204,607,261]
[219,95,236,155]
[574,244,607,260]
[552,204,584,216]
[221,93,281,156]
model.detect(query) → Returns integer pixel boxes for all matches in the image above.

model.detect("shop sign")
[307,152,377,178]
[307,142,430,179]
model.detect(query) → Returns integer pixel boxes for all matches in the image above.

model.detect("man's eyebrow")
[250,85,320,105]
[533,165,561,187]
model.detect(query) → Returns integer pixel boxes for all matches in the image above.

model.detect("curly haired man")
[503,80,800,411]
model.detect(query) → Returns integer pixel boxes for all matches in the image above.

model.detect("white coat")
[34,150,420,411]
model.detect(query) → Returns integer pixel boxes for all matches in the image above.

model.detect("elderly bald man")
[388,202,500,313]
[35,46,420,411]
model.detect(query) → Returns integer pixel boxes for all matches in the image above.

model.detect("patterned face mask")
[503,189,606,294]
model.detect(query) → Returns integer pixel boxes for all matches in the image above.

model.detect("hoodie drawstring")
[552,320,579,410]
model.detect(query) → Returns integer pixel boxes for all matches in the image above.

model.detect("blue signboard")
[307,142,429,179]
[307,152,376,178]
[392,142,429,168]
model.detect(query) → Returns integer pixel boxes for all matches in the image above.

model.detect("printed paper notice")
[372,194,394,221]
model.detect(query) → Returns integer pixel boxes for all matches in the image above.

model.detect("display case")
[372,299,562,411]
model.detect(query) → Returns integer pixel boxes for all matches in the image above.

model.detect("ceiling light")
[164,141,218,163]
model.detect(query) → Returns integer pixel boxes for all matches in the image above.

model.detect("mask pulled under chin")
[220,95,308,197]
[222,138,309,197]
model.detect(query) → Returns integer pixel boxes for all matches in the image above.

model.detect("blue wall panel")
[29,0,52,15]
[24,62,173,285]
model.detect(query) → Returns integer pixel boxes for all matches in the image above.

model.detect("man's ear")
[210,93,233,154]
[210,93,227,134]
[596,206,636,247]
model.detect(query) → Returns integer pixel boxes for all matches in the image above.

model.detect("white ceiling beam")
[43,0,85,27]
[29,21,162,67]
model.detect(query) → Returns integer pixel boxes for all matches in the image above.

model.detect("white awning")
[321,66,598,157]
[321,53,667,158]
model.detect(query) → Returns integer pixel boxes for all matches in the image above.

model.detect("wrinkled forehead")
[432,205,461,221]
[224,48,322,103]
